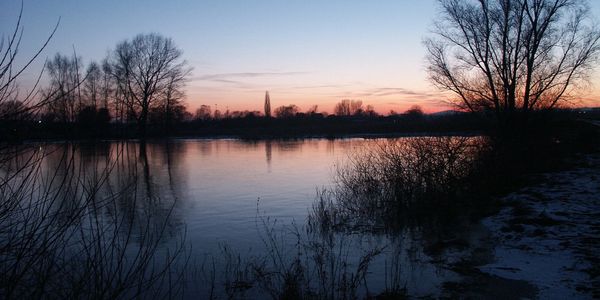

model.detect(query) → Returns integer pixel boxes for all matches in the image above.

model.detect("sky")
[2,0,600,114]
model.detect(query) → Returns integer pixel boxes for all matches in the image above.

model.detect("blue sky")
[2,0,599,113]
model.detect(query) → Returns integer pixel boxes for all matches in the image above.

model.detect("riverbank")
[0,112,486,142]
[440,150,600,299]
[480,152,600,298]
[431,119,600,299]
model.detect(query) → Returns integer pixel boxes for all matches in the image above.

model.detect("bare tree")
[110,33,190,136]
[274,104,299,118]
[98,59,112,109]
[306,105,318,115]
[425,0,600,122]
[334,99,363,116]
[404,105,424,116]
[213,109,222,120]
[83,61,101,109]
[0,100,31,121]
[195,105,212,121]
[44,53,83,122]
[154,68,187,131]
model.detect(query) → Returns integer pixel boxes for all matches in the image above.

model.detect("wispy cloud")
[353,87,442,98]
[337,87,443,102]
[331,87,447,107]
[288,84,353,90]
[191,71,308,82]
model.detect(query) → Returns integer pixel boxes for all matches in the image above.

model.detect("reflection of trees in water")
[36,141,186,240]
[0,142,188,299]
[265,140,272,170]
[79,141,111,164]
[325,138,366,155]
[108,141,186,239]
[275,140,302,153]
[163,141,185,195]
[195,140,213,156]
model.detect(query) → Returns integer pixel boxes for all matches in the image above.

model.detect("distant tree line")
[190,100,388,122]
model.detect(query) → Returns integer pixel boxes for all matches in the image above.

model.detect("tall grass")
[194,209,387,300]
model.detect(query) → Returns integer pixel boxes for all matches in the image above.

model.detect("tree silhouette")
[0,100,31,121]
[195,105,212,121]
[425,0,600,122]
[334,99,364,116]
[109,33,190,136]
[44,53,83,122]
[274,104,299,118]
[83,61,101,109]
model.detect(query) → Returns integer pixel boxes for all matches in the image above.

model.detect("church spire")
[264,91,271,118]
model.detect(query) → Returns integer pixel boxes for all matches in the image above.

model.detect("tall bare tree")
[157,68,187,130]
[425,0,600,122]
[110,33,190,136]
[44,53,83,123]
[83,61,101,109]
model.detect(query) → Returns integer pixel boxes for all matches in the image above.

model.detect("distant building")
[264,91,271,118]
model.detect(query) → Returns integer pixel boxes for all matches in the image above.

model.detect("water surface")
[3,138,487,298]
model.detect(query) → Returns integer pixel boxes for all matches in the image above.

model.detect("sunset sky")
[2,0,600,114]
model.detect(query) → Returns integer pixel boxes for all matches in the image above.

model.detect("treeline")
[193,100,377,121]
[1,32,190,140]
[183,109,489,139]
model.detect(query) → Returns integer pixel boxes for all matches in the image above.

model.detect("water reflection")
[31,139,367,251]
[265,140,272,171]
[35,142,187,241]
[1,138,500,298]
[0,141,189,298]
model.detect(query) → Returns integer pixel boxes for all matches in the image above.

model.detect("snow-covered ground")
[479,153,600,299]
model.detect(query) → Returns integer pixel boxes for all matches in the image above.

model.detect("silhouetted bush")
[309,137,490,233]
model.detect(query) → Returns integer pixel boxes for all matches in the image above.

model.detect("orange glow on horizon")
[184,84,600,115]
[184,97,453,115]
[185,87,456,115]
